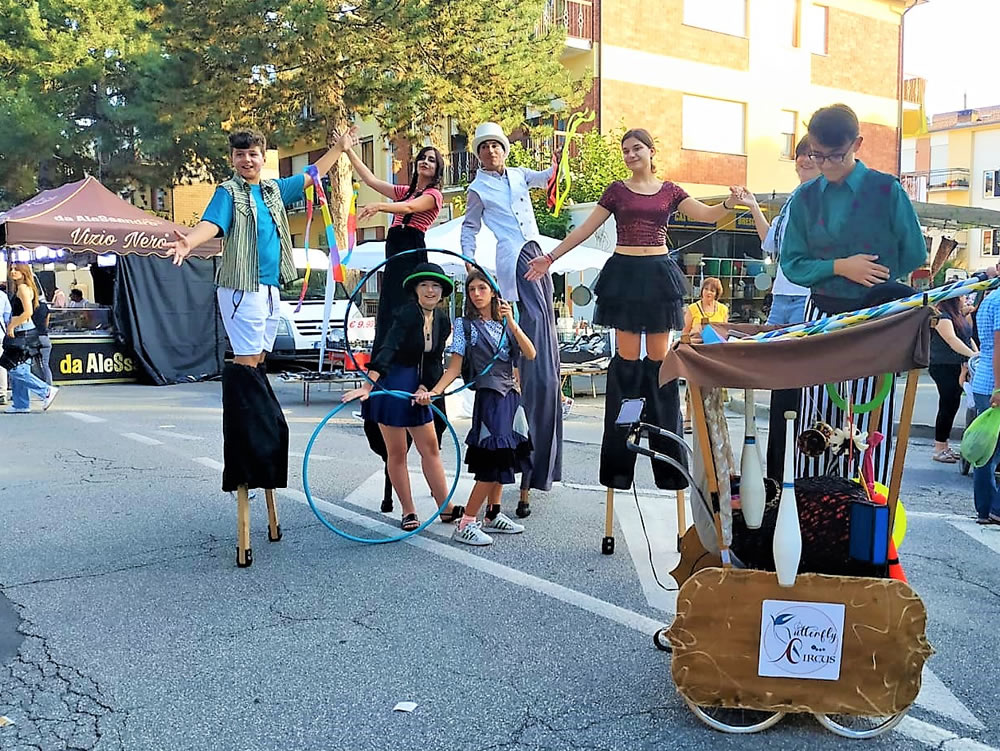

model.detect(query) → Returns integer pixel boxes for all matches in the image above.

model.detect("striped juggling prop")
[749,276,1000,342]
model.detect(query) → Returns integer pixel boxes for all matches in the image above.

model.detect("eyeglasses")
[808,151,850,165]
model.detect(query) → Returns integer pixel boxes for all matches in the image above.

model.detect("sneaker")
[561,397,574,419]
[452,521,494,546]
[483,511,525,535]
[3,406,30,414]
[42,386,60,411]
[0,394,6,405]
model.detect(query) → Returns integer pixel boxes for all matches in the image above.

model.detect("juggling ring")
[824,374,892,414]
[302,392,462,544]
[342,247,516,399]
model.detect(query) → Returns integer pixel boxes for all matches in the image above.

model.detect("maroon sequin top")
[597,180,690,247]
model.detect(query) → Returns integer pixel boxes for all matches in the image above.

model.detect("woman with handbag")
[3,265,58,414]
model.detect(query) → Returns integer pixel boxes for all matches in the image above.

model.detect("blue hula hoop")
[302,390,462,544]
[343,247,517,399]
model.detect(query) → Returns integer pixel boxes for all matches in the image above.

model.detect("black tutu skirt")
[593,253,687,333]
[465,389,533,484]
[361,365,432,427]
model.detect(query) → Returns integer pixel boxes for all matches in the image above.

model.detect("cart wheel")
[813,710,907,739]
[653,627,672,653]
[683,697,785,734]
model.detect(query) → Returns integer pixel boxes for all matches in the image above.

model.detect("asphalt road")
[0,378,997,751]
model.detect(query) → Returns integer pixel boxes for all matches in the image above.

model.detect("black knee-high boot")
[600,355,644,489]
[641,357,688,491]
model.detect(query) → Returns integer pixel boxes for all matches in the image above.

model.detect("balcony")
[901,168,970,201]
[536,0,595,48]
[445,151,478,189]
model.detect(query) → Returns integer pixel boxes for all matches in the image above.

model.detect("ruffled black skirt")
[593,253,687,333]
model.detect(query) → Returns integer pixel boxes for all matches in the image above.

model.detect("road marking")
[151,430,204,441]
[279,479,665,636]
[558,481,663,499]
[289,451,334,462]
[120,432,163,446]
[915,666,986,730]
[65,412,106,424]
[192,457,225,471]
[949,520,1000,556]
[612,489,685,615]
[896,716,998,751]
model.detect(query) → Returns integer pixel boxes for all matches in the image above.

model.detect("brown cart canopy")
[0,176,220,260]
[660,307,932,390]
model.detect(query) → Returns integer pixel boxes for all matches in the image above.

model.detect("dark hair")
[464,271,501,321]
[229,129,267,153]
[938,296,972,338]
[404,146,444,200]
[622,128,656,173]
[807,104,859,149]
[794,134,811,159]
[70,288,83,300]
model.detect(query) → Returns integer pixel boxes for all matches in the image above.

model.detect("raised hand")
[165,230,191,267]
[498,300,515,324]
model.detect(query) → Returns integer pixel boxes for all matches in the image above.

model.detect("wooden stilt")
[886,369,920,536]
[380,467,394,513]
[602,487,615,555]
[516,487,531,518]
[236,485,252,567]
[265,489,282,542]
[676,487,687,552]
[687,382,730,567]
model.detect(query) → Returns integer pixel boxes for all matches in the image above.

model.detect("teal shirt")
[780,160,926,301]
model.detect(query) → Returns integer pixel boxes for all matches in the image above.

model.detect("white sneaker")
[3,406,30,414]
[452,521,494,546]
[483,511,525,534]
[42,386,60,411]
[562,397,574,419]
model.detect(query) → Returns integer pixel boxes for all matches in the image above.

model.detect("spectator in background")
[51,287,67,308]
[31,294,53,385]
[970,287,1000,524]
[0,282,10,406]
[67,289,89,308]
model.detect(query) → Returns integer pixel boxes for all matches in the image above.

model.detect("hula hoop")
[302,391,461,544]
[343,247,516,399]
[824,374,893,415]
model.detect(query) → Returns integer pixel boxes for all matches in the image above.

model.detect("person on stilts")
[166,127,355,566]
[462,122,562,518]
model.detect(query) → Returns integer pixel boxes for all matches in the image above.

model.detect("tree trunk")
[326,120,352,252]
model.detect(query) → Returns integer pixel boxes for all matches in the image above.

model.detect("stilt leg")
[265,489,282,542]
[516,487,531,518]
[380,466,394,513]
[602,487,615,555]
[236,485,252,567]
[676,488,686,552]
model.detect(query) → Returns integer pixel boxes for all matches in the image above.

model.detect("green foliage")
[568,128,630,204]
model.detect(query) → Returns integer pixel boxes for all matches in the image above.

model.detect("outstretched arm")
[305,126,358,188]
[357,193,437,221]
[678,185,743,224]
[524,205,611,281]
[343,142,398,199]
[164,221,223,266]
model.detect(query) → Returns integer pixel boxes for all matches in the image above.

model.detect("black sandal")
[439,505,465,524]
[400,513,420,531]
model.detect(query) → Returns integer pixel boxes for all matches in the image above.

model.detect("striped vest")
[214,174,298,292]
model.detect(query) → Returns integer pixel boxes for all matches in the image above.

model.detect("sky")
[903,0,1000,117]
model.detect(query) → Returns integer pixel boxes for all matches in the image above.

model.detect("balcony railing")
[537,0,595,43]
[445,151,479,188]
[901,168,970,201]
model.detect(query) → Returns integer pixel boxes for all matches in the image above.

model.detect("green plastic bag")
[960,407,1000,468]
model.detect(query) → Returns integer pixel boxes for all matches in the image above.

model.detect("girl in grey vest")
[418,272,537,546]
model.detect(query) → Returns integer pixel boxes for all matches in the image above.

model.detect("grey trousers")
[514,242,563,491]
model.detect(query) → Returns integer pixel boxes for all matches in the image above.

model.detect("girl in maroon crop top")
[525,128,750,494]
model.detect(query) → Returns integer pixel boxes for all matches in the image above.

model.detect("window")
[777,0,799,46]
[360,137,375,174]
[985,170,999,199]
[291,153,309,175]
[154,188,167,212]
[682,95,745,155]
[683,0,746,38]
[929,134,948,173]
[984,230,996,257]
[807,4,828,55]
[779,110,797,159]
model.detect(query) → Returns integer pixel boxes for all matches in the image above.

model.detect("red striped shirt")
[390,186,443,233]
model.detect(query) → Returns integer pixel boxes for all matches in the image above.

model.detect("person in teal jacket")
[780,103,927,484]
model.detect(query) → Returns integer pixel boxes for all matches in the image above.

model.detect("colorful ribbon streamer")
[750,276,999,342]
[546,109,595,217]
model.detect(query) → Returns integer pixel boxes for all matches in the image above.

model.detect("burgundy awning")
[0,176,221,261]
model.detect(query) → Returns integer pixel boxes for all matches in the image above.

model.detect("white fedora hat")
[471,122,510,157]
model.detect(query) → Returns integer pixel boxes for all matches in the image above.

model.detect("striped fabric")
[214,175,297,293]
[796,298,896,485]
[390,185,442,233]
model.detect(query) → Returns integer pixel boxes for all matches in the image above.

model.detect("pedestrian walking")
[418,271,536,545]
[929,297,977,463]
[970,288,1000,524]
[31,295,53,385]
[3,264,59,414]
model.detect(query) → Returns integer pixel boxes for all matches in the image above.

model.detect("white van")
[269,247,363,363]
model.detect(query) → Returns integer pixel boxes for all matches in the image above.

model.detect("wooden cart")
[646,307,936,738]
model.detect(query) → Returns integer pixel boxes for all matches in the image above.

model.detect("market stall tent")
[0,177,224,385]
